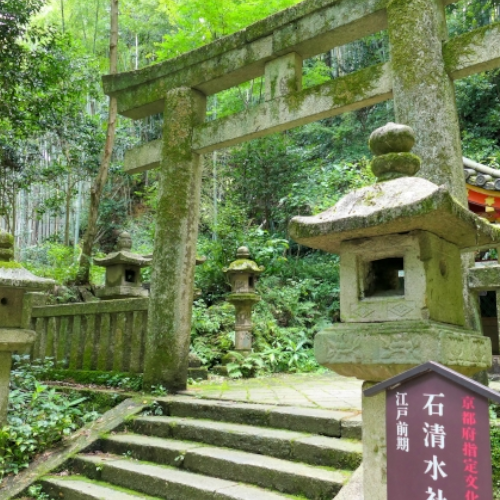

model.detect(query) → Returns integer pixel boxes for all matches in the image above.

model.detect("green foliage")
[492,424,500,498]
[23,242,79,283]
[156,0,301,60]
[0,358,100,481]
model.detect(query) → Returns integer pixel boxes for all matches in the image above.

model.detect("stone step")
[41,476,162,500]
[102,433,349,499]
[131,415,362,469]
[70,453,299,499]
[157,396,362,439]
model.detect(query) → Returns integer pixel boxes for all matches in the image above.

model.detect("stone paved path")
[182,371,500,412]
[182,370,363,411]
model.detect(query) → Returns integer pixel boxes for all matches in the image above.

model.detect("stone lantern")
[0,230,54,425]
[94,231,151,300]
[223,247,264,353]
[289,123,500,499]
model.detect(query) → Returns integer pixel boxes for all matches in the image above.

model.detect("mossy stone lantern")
[223,247,264,353]
[0,230,54,425]
[94,231,151,300]
[290,122,500,381]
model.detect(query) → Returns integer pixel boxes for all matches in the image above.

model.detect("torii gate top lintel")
[105,0,500,199]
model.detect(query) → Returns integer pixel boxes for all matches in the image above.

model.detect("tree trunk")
[76,0,119,285]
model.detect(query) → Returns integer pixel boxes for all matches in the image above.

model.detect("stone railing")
[28,296,148,373]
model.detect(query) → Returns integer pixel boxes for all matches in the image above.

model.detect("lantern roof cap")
[290,123,500,253]
[223,246,264,275]
[0,230,55,290]
[364,361,500,402]
[94,231,152,268]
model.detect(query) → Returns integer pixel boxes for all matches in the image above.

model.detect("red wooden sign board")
[365,362,500,500]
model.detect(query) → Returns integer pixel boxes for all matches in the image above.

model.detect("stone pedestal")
[227,294,260,353]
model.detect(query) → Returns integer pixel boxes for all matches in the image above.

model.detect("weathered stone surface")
[340,413,363,440]
[444,21,500,80]
[362,384,385,500]
[368,122,415,156]
[339,232,465,326]
[102,433,203,465]
[0,352,12,426]
[29,299,148,373]
[158,396,358,437]
[468,264,500,291]
[371,152,420,180]
[73,454,291,499]
[42,477,161,500]
[264,52,302,101]
[104,433,347,498]
[0,329,36,351]
[31,297,149,317]
[124,138,161,174]
[289,177,500,254]
[132,415,360,468]
[192,62,392,154]
[335,464,364,500]
[143,88,206,392]
[103,0,388,119]
[291,435,362,469]
[133,416,303,460]
[388,0,465,201]
[183,445,346,498]
[314,320,491,381]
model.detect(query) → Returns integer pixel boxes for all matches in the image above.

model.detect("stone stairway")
[40,396,362,500]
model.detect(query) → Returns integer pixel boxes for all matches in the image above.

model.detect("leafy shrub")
[0,360,100,482]
[492,425,500,499]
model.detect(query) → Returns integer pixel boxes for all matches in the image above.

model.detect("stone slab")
[42,476,161,500]
[132,415,359,468]
[315,320,492,381]
[183,445,347,498]
[193,63,391,154]
[104,433,347,498]
[73,454,291,499]
[0,329,36,351]
[291,435,362,469]
[468,264,500,291]
[159,395,357,436]
[30,298,149,317]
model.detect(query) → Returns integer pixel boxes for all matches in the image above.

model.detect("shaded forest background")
[1,0,499,374]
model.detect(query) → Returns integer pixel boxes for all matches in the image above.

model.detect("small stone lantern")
[94,231,151,300]
[223,247,264,353]
[0,230,54,425]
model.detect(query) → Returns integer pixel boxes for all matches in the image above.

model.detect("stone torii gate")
[103,0,500,391]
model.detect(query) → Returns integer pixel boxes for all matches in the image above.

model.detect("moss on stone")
[443,22,495,73]
[0,261,22,269]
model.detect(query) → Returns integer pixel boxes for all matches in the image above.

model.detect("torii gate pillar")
[143,88,206,391]
[388,0,466,201]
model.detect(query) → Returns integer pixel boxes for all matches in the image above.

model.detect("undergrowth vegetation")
[0,357,101,482]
